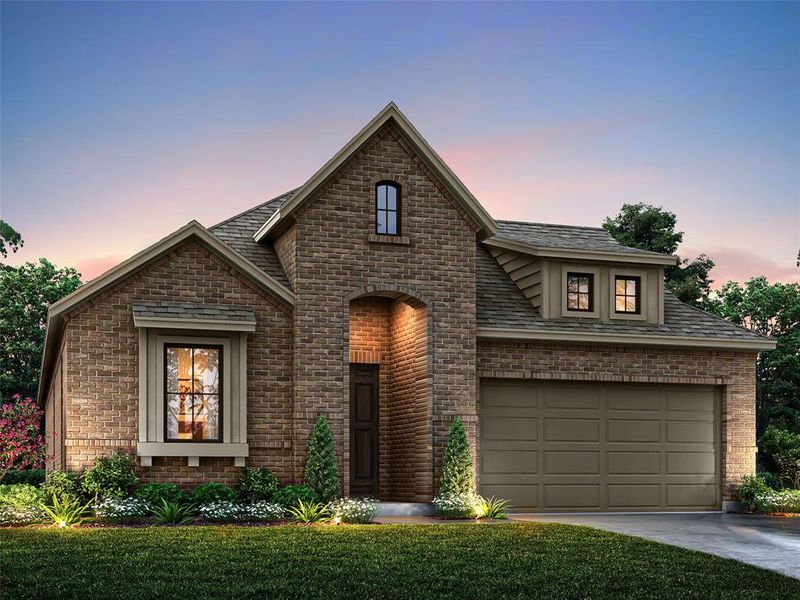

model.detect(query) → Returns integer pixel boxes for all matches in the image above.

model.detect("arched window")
[375,181,401,235]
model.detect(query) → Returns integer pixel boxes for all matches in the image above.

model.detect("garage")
[479,380,720,512]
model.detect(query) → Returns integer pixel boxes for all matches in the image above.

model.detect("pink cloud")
[75,255,126,282]
[681,245,800,287]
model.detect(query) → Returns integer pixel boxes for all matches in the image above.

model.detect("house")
[38,103,775,512]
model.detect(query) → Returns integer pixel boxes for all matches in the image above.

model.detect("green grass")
[1,523,797,599]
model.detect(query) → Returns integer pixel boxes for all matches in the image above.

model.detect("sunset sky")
[1,2,798,285]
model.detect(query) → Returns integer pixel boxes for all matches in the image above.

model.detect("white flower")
[94,497,150,520]
[330,498,378,524]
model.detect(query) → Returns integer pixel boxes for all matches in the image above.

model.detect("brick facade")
[476,340,758,500]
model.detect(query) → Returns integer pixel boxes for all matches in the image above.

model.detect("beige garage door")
[479,380,720,512]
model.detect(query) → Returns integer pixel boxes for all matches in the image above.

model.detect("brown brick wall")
[292,122,479,499]
[476,340,758,501]
[274,224,297,290]
[59,238,294,488]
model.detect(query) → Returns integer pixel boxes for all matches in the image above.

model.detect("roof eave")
[476,326,777,351]
[483,236,679,266]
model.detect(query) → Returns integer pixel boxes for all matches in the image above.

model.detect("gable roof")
[475,244,775,350]
[38,221,295,402]
[253,102,498,242]
[485,220,678,266]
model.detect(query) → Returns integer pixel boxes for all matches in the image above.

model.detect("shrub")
[288,499,330,524]
[199,500,241,523]
[238,467,278,502]
[3,469,45,486]
[330,497,378,524]
[272,484,320,508]
[752,489,800,514]
[0,396,46,482]
[737,475,773,512]
[82,452,139,500]
[42,470,82,503]
[190,482,237,505]
[241,500,286,522]
[758,426,800,489]
[475,496,510,520]
[433,492,479,519]
[94,497,150,524]
[40,495,92,528]
[304,416,341,502]
[0,484,46,524]
[439,417,475,497]
[135,483,186,507]
[153,500,196,525]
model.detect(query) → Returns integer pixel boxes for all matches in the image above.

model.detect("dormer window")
[376,181,401,235]
[566,272,594,312]
[614,275,641,314]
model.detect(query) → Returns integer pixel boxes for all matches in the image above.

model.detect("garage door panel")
[480,380,720,512]
[545,451,599,474]
[607,451,660,475]
[483,417,537,441]
[607,419,661,443]
[545,418,599,442]
[545,485,600,509]
[607,484,661,509]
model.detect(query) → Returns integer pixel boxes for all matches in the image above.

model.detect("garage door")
[479,380,720,512]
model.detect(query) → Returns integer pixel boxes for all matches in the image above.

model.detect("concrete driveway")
[510,512,800,579]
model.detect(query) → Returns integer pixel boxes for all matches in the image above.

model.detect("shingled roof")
[132,301,256,323]
[493,220,672,258]
[210,190,296,289]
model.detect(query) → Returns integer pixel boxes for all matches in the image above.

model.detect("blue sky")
[1,1,798,283]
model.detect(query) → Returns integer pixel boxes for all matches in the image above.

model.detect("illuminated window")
[615,275,641,314]
[376,181,401,235]
[165,345,221,442]
[566,273,594,312]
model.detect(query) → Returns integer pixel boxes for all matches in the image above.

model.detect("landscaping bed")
[2,522,798,600]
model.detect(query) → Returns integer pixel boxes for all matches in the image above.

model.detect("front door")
[350,364,379,497]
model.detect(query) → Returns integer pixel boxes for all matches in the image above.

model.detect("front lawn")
[2,522,797,599]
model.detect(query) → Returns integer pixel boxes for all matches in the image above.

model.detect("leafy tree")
[0,258,81,399]
[757,426,800,489]
[0,221,23,259]
[0,395,45,482]
[438,416,475,497]
[710,277,800,436]
[602,203,716,307]
[304,415,341,502]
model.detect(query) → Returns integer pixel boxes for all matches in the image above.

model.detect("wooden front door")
[350,364,379,497]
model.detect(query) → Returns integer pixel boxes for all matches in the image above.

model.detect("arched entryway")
[344,286,432,502]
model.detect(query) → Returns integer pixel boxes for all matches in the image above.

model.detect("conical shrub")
[304,415,342,502]
[438,416,475,497]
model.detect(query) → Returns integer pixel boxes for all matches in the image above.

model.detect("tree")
[0,395,45,482]
[0,258,82,399]
[0,221,23,259]
[602,203,716,307]
[710,277,800,435]
[438,416,475,497]
[304,415,341,502]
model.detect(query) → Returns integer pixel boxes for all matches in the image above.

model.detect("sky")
[1,1,798,285]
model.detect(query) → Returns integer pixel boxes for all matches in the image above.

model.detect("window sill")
[368,234,410,245]
[137,442,249,467]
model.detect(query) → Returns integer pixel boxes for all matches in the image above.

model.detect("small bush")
[199,500,241,523]
[737,475,772,512]
[82,452,139,500]
[94,497,150,524]
[190,482,237,505]
[475,496,510,519]
[135,483,186,507]
[0,484,46,524]
[329,497,377,524]
[272,484,320,508]
[3,469,45,486]
[439,417,475,497]
[241,500,285,522]
[152,500,196,525]
[42,470,82,503]
[238,467,278,502]
[758,426,800,489]
[433,492,479,519]
[752,489,800,514]
[40,495,92,528]
[304,416,341,502]
[288,500,330,524]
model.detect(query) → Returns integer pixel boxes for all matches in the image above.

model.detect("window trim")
[565,272,595,313]
[375,181,402,236]
[613,275,642,315]
[163,343,224,444]
[561,265,600,318]
[608,268,648,321]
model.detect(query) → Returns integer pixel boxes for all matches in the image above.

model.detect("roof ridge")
[210,188,298,231]
[496,219,607,232]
